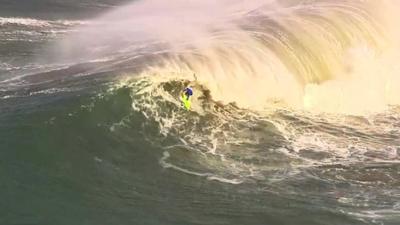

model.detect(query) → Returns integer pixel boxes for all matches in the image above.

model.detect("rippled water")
[1,1,400,225]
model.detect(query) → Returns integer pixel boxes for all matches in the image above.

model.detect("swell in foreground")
[0,0,400,225]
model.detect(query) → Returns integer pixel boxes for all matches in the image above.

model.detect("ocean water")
[1,0,400,225]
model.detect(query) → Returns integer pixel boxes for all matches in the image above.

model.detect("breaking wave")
[46,0,400,115]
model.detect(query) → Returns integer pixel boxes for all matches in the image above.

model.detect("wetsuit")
[183,87,193,100]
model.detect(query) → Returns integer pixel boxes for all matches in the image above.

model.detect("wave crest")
[52,0,400,114]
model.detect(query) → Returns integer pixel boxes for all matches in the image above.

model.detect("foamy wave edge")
[0,17,88,27]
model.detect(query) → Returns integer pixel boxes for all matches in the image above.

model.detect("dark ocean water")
[1,1,400,225]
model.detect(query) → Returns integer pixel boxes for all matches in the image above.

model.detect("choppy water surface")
[1,1,399,225]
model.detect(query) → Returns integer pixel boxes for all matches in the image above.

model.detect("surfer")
[181,86,193,110]
[182,73,197,100]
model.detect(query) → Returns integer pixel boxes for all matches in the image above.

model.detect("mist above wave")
[50,0,400,115]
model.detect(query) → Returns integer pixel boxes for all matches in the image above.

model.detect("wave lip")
[0,17,51,27]
[0,17,88,28]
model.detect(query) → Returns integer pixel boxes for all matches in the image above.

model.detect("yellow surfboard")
[180,94,191,110]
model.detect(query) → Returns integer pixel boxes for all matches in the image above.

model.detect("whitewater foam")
[160,151,243,184]
[0,17,89,27]
[0,17,51,27]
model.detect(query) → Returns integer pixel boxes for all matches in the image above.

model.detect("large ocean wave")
[38,0,400,115]
[2,2,400,224]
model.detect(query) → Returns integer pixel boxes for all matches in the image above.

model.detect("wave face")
[1,1,400,225]
[48,0,400,114]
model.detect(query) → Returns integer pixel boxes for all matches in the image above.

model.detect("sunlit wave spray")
[55,0,400,115]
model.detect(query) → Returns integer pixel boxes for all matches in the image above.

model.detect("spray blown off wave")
[50,0,400,115]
